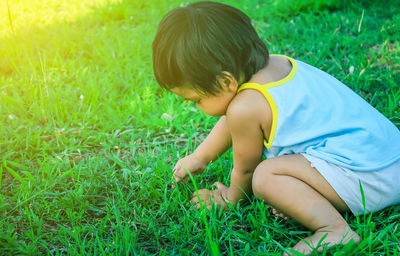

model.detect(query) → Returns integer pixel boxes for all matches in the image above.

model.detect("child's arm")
[172,116,232,187]
[193,115,232,165]
[225,107,265,204]
[189,91,270,209]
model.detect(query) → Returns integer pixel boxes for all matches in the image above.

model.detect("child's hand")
[172,153,208,188]
[190,182,230,210]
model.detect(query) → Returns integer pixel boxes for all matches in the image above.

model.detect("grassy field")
[1,0,399,255]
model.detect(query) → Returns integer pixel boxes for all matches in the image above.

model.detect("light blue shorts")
[302,154,400,216]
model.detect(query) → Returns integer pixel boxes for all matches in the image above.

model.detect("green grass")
[1,0,399,255]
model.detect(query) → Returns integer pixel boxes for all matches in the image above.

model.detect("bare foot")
[272,208,291,220]
[283,223,360,256]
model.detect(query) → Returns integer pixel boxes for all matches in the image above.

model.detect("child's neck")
[248,55,292,85]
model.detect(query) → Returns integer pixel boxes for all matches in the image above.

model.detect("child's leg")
[252,154,360,255]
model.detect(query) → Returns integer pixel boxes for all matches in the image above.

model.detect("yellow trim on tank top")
[237,55,298,148]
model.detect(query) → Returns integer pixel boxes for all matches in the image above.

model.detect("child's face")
[171,78,238,117]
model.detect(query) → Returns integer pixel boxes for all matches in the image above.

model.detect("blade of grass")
[3,162,25,184]
[0,164,3,190]
[184,164,219,256]
[6,0,14,33]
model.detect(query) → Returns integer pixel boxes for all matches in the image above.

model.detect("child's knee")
[252,160,276,199]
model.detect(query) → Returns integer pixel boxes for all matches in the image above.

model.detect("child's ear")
[219,71,238,92]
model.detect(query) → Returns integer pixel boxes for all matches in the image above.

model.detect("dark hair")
[152,1,269,95]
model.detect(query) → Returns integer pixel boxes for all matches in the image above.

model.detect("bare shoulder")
[248,55,292,85]
[226,89,272,137]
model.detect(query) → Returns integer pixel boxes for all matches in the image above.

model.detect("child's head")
[152,1,269,96]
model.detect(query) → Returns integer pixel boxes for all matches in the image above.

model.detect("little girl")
[152,1,400,255]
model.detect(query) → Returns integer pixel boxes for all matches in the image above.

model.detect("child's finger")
[212,181,225,190]
[174,175,182,183]
[190,189,207,202]
[171,169,188,189]
[174,166,188,181]
[211,181,220,189]
[171,176,178,189]
[173,173,184,184]
[171,177,187,189]
[172,162,180,173]
[170,176,181,190]
[190,194,199,205]
[171,164,182,189]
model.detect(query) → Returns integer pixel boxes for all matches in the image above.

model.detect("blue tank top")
[237,55,400,171]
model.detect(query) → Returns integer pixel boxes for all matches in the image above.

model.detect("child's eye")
[195,100,201,104]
